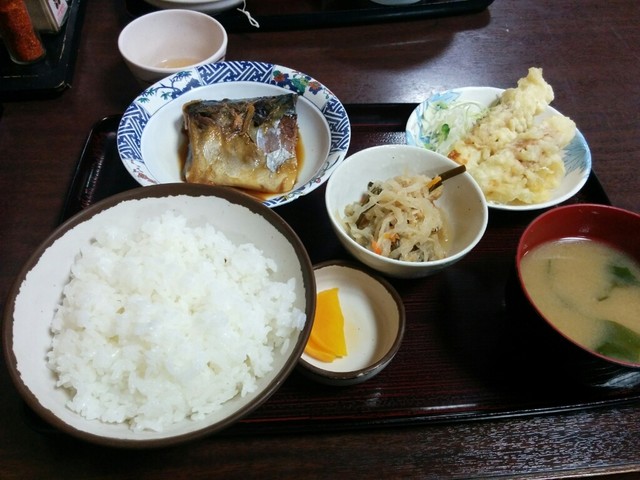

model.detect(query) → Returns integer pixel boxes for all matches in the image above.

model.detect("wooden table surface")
[1,1,639,478]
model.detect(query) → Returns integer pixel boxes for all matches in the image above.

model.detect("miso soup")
[520,238,640,365]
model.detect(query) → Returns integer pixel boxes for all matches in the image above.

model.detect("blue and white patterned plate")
[406,87,591,212]
[117,61,351,208]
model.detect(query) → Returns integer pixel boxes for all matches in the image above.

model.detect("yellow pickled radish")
[304,287,347,362]
[304,336,337,363]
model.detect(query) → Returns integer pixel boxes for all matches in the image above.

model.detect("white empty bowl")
[325,144,488,278]
[118,9,227,86]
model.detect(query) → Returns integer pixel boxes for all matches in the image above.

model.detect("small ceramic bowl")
[516,203,640,371]
[118,9,227,86]
[325,144,488,278]
[298,261,405,386]
[143,0,242,14]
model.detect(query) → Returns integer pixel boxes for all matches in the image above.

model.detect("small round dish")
[143,0,243,14]
[298,261,405,386]
[118,10,228,86]
[117,60,351,208]
[405,86,592,211]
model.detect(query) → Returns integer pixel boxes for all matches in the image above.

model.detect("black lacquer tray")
[125,0,495,32]
[31,103,639,437]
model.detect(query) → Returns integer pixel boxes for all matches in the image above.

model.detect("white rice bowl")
[3,184,315,448]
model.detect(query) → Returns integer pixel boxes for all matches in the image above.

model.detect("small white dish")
[143,0,243,14]
[298,261,405,386]
[118,10,228,86]
[405,86,592,211]
[117,61,351,208]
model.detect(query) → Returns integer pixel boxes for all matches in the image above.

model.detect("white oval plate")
[117,61,351,208]
[406,87,592,212]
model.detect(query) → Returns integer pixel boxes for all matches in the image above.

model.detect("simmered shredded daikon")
[342,175,448,262]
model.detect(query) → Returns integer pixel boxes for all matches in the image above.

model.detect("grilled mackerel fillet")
[182,94,299,193]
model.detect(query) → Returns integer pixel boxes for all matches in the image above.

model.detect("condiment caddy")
[0,0,83,98]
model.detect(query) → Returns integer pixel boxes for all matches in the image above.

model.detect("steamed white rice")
[47,211,306,432]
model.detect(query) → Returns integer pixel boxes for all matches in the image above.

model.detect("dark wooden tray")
[125,0,495,32]
[37,104,640,437]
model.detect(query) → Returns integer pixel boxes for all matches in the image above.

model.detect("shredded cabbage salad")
[419,99,487,155]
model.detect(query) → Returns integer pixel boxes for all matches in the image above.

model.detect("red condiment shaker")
[0,0,45,64]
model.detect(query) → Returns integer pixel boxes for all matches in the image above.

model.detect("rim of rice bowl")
[2,184,316,448]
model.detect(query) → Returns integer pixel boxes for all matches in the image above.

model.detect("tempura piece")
[448,68,576,205]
